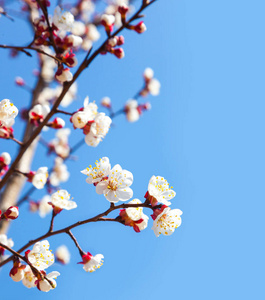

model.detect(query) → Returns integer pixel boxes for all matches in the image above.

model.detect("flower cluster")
[81,157,133,203]
[10,240,60,292]
[71,97,112,147]
[0,99,18,139]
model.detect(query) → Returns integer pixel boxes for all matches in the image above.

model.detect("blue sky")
[1,0,265,299]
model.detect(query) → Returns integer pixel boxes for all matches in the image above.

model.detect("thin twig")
[66,230,85,256]
[0,201,160,267]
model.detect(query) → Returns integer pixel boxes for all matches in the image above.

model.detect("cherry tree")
[0,0,182,292]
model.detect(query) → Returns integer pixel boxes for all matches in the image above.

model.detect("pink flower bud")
[113,48,125,59]
[3,206,19,220]
[50,118,65,129]
[133,21,147,34]
[116,36,125,46]
[118,4,129,16]
[15,77,25,86]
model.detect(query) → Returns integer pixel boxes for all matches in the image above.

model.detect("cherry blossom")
[50,189,77,213]
[0,99,18,127]
[22,266,37,289]
[26,240,54,270]
[55,245,70,265]
[49,128,71,158]
[32,167,49,189]
[39,195,53,218]
[119,199,149,232]
[152,206,182,237]
[81,157,111,184]
[49,157,70,187]
[37,271,60,292]
[79,252,104,273]
[0,234,14,255]
[29,104,50,125]
[53,6,74,32]
[145,175,176,206]
[85,112,112,147]
[96,164,133,203]
[71,96,98,129]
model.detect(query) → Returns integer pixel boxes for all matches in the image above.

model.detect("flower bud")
[15,77,25,86]
[9,261,26,282]
[112,48,125,59]
[101,14,115,33]
[55,68,73,83]
[101,97,111,108]
[0,152,11,166]
[133,21,147,34]
[50,117,65,129]
[3,206,19,220]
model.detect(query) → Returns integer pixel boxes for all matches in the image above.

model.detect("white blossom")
[71,96,98,129]
[0,152,11,165]
[125,99,139,122]
[0,99,18,127]
[152,207,182,237]
[71,21,86,36]
[50,128,71,158]
[56,68,73,83]
[22,266,37,289]
[68,34,83,47]
[96,164,133,203]
[101,14,115,26]
[148,175,176,206]
[81,157,111,184]
[0,234,14,249]
[38,271,60,292]
[29,104,50,122]
[10,268,25,282]
[53,6,74,31]
[32,167,48,189]
[147,78,161,96]
[39,195,53,218]
[27,240,54,270]
[83,253,104,273]
[125,199,143,221]
[143,67,154,80]
[50,157,70,187]
[55,245,70,264]
[51,189,77,210]
[85,113,112,147]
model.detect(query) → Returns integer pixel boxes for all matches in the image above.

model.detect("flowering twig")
[0,0,157,195]
[0,201,160,267]
[35,0,58,54]
[0,242,54,287]
[55,109,73,116]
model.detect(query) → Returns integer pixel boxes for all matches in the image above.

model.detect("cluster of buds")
[0,152,11,177]
[117,4,147,34]
[124,99,151,122]
[0,206,19,220]
[10,240,60,292]
[141,68,161,96]
[71,96,112,147]
[102,35,125,59]
[0,99,18,139]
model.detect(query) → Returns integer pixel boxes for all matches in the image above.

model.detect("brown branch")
[10,137,23,146]
[66,230,85,256]
[35,0,58,54]
[55,109,74,116]
[0,201,159,267]
[48,210,56,233]
[0,44,63,63]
